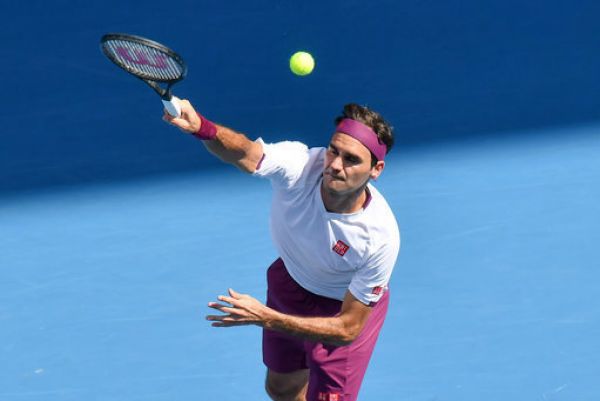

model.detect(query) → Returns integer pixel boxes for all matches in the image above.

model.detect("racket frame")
[100,33,187,103]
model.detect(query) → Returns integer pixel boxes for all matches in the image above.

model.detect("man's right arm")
[163,98,263,174]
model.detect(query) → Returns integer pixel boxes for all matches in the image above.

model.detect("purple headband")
[335,118,387,161]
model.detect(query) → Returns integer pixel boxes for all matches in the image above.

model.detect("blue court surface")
[3,1,600,400]
[2,124,599,401]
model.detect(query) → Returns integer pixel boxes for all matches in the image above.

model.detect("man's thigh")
[305,291,390,401]
[263,327,308,372]
[266,369,309,400]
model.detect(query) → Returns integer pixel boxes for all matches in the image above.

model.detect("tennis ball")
[290,51,315,76]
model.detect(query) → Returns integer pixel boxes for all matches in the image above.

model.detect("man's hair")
[334,103,394,164]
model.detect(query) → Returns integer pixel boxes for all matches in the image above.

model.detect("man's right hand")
[162,97,201,134]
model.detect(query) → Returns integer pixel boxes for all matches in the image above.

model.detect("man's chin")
[323,180,347,195]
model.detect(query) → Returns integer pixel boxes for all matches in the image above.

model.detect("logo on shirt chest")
[332,240,350,256]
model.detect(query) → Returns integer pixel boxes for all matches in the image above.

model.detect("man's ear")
[370,160,385,180]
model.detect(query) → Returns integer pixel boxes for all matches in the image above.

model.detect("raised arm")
[163,98,264,173]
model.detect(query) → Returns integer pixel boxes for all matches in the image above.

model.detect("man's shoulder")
[366,185,397,221]
[363,185,400,244]
[261,140,325,168]
[254,138,325,185]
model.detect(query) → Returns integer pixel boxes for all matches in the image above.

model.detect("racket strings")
[104,39,184,81]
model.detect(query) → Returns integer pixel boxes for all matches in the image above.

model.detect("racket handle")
[162,96,181,117]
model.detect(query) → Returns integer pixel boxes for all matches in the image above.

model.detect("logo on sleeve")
[332,240,350,256]
[372,286,384,295]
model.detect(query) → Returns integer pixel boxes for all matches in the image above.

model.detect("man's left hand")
[206,288,274,327]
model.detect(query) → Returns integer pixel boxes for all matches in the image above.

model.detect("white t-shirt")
[253,139,400,305]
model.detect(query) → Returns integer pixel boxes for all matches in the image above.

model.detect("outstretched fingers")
[206,288,265,328]
[206,294,242,326]
[208,301,237,314]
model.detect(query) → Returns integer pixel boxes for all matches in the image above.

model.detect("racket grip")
[162,96,181,117]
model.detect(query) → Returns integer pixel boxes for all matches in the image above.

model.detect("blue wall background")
[2,0,599,194]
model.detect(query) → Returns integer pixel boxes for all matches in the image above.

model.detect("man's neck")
[321,183,368,214]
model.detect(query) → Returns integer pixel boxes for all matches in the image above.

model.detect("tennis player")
[164,99,400,401]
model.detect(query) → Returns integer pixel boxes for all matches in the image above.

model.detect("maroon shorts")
[263,258,389,401]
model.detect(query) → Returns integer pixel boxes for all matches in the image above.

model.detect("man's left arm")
[206,289,372,346]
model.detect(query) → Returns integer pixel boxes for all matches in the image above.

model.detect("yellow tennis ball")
[290,51,315,76]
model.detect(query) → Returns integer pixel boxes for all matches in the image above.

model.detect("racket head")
[100,33,187,84]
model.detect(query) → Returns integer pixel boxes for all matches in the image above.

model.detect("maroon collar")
[362,187,373,209]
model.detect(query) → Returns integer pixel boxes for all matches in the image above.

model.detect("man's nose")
[330,155,343,170]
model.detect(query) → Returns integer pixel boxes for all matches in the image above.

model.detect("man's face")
[322,133,384,196]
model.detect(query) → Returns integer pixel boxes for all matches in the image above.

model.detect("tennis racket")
[100,33,187,117]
